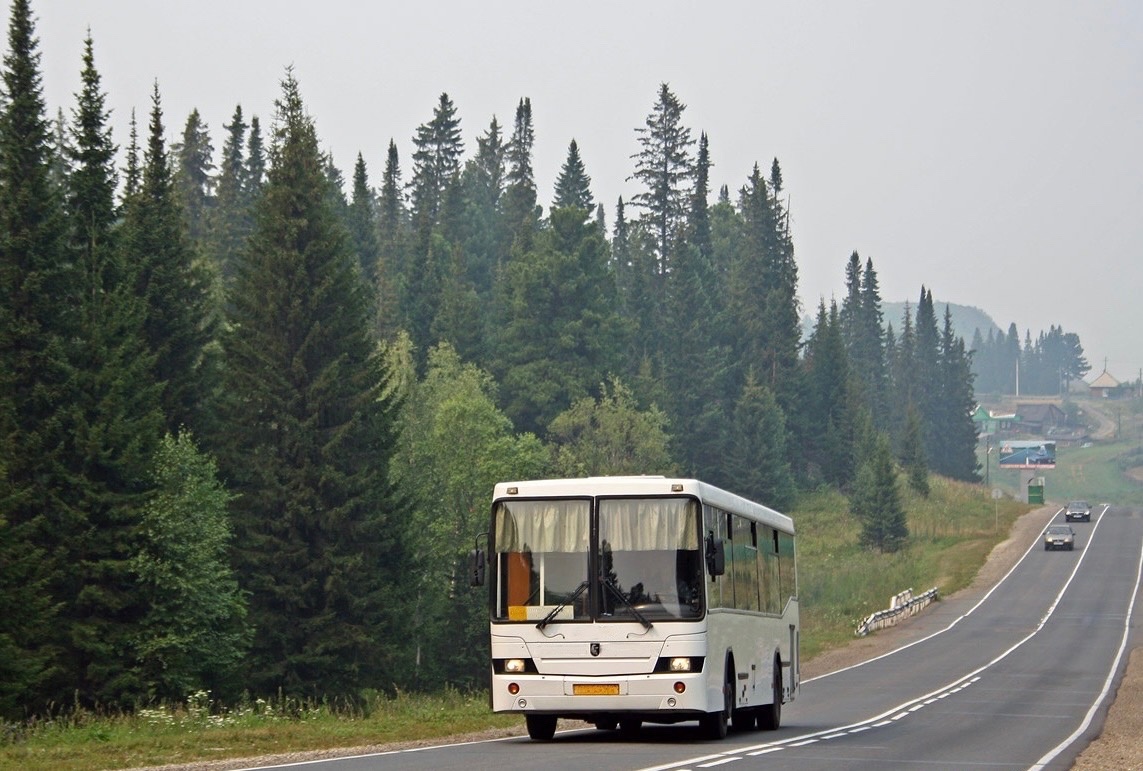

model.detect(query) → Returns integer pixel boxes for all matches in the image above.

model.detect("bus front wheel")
[526,714,557,740]
[758,661,782,730]
[701,671,731,739]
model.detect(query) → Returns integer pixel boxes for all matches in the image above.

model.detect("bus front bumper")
[490,672,710,716]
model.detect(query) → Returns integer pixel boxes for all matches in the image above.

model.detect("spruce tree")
[347,152,380,284]
[501,97,539,247]
[132,432,248,702]
[63,32,165,706]
[852,432,908,552]
[913,287,942,462]
[375,138,405,339]
[630,82,694,277]
[0,0,79,712]
[219,72,409,698]
[937,307,980,481]
[900,404,930,496]
[120,85,220,438]
[727,373,795,510]
[663,152,729,481]
[803,300,856,488]
[406,93,463,359]
[494,207,626,434]
[858,257,889,428]
[552,138,594,212]
[458,116,504,299]
[172,108,214,244]
[729,164,803,449]
[208,105,251,285]
[245,114,265,196]
[688,131,712,259]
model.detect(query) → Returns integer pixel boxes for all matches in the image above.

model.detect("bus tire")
[758,658,782,730]
[526,714,557,740]
[701,667,732,739]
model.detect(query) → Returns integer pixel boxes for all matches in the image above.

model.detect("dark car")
[1044,524,1076,551]
[1065,500,1091,522]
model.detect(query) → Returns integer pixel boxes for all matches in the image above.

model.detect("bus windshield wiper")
[536,580,589,630]
[601,577,654,630]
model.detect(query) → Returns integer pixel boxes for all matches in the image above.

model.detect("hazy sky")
[33,1,1143,383]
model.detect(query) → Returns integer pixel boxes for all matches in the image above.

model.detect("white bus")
[470,476,799,740]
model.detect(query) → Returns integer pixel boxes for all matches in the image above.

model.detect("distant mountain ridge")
[801,301,1002,345]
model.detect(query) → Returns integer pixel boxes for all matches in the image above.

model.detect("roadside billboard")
[998,439,1056,469]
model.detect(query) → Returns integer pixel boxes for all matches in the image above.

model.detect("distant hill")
[801,301,1001,345]
[882,301,1001,343]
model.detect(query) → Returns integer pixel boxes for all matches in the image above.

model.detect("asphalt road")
[241,504,1143,771]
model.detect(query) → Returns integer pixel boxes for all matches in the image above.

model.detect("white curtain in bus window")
[598,499,702,619]
[494,500,590,621]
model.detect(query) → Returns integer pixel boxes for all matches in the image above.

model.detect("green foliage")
[900,405,930,496]
[851,432,908,552]
[724,374,796,509]
[494,206,626,433]
[548,376,675,477]
[391,341,547,688]
[132,432,248,702]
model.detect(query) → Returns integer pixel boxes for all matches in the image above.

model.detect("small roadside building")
[1088,369,1121,399]
[1015,403,1067,435]
[972,405,1018,437]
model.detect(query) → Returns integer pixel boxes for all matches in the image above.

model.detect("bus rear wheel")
[525,714,557,740]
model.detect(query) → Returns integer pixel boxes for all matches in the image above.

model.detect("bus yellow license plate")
[573,684,620,696]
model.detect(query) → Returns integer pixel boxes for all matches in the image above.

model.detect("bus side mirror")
[470,548,486,587]
[705,533,725,577]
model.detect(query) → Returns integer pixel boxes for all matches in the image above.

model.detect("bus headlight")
[504,658,527,673]
[669,657,692,672]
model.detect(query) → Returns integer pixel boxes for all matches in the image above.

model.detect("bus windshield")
[491,496,703,623]
[598,498,702,620]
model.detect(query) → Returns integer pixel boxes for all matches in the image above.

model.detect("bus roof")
[492,476,794,534]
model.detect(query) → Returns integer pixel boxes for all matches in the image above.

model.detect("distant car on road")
[1065,500,1092,522]
[1044,524,1076,551]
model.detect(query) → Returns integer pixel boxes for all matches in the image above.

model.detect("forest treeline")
[0,1,1086,717]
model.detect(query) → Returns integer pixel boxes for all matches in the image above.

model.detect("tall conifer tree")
[937,306,980,481]
[406,93,463,360]
[63,32,165,706]
[375,138,405,339]
[219,72,409,697]
[209,105,251,284]
[631,82,694,277]
[502,97,539,247]
[348,152,380,284]
[0,0,73,714]
[120,85,219,438]
[172,108,214,244]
